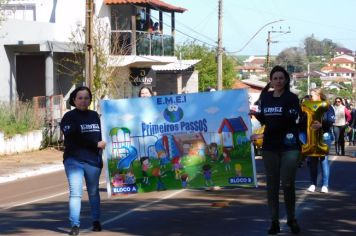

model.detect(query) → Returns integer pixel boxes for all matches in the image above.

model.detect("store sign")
[129,68,155,86]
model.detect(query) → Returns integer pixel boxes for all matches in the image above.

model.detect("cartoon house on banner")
[101,89,257,197]
[218,117,249,148]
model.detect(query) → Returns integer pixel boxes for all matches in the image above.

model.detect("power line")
[226,19,284,54]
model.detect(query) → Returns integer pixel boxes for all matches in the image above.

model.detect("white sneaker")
[321,186,328,193]
[307,185,316,192]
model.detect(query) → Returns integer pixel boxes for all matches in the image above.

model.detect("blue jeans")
[308,132,331,187]
[308,156,329,187]
[64,157,102,227]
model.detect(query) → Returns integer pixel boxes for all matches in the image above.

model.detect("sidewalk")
[0,144,355,184]
[0,148,64,183]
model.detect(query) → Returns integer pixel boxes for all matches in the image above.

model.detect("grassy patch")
[0,101,44,138]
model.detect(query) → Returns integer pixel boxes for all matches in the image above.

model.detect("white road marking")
[82,189,186,232]
[2,191,69,210]
[2,180,106,210]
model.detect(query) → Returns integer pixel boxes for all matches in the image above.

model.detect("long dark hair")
[333,97,345,106]
[69,86,92,107]
[138,86,153,97]
[255,65,290,105]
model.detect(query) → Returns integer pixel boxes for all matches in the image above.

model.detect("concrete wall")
[155,70,199,95]
[0,130,43,155]
[184,70,199,94]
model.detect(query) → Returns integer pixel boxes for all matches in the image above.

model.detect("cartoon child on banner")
[140,157,150,184]
[152,167,166,191]
[180,173,189,188]
[208,142,218,162]
[202,164,214,187]
[222,149,231,172]
[157,150,169,170]
[125,170,136,187]
[112,172,125,187]
[235,163,242,176]
[172,157,182,180]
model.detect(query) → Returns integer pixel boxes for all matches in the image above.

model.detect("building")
[329,55,355,70]
[320,51,355,88]
[334,47,353,56]
[237,56,266,77]
[0,0,199,111]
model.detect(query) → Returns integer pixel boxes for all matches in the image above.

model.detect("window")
[3,4,36,21]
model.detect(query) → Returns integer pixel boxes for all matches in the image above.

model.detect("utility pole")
[217,0,223,90]
[266,27,290,71]
[266,31,272,70]
[85,0,94,90]
[307,63,310,95]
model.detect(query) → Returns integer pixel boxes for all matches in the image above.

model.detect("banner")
[100,89,257,197]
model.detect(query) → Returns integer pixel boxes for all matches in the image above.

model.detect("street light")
[229,19,285,54]
[307,62,320,95]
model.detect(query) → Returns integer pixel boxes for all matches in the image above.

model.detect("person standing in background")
[304,88,335,194]
[332,97,351,155]
[348,104,356,146]
[138,86,154,97]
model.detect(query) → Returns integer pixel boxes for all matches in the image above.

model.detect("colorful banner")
[100,89,257,197]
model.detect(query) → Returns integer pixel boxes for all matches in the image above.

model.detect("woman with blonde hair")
[304,88,335,193]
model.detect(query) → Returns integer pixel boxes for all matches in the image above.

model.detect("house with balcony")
[0,0,199,110]
[320,67,355,83]
[104,0,199,97]
[319,53,355,87]
[329,55,355,70]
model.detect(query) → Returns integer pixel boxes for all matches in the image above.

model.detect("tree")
[296,77,322,98]
[175,42,236,91]
[304,35,339,58]
[57,16,129,102]
[275,47,307,73]
[333,83,353,100]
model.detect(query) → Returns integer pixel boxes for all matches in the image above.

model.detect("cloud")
[205,107,219,114]
[120,114,134,122]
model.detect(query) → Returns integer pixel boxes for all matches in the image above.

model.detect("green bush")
[0,101,44,138]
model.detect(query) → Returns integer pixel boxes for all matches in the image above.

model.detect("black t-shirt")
[60,109,103,168]
[256,91,301,151]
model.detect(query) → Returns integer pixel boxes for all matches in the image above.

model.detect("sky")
[165,0,356,56]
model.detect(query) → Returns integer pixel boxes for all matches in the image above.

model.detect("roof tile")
[104,0,186,13]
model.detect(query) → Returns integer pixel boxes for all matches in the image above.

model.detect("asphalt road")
[0,155,355,236]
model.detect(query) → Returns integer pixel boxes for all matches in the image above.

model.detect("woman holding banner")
[250,65,301,234]
[60,86,106,235]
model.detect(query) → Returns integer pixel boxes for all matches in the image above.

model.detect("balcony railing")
[111,30,174,56]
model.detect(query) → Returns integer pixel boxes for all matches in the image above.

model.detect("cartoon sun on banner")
[100,89,257,197]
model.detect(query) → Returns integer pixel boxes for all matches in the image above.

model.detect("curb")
[0,164,64,184]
